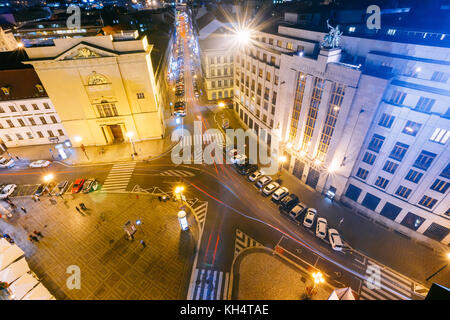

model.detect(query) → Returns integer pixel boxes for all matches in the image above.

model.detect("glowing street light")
[286,142,293,149]
[314,159,322,166]
[235,28,251,46]
[312,271,325,288]
[127,132,137,156]
[218,101,225,108]
[73,136,82,143]
[43,174,54,182]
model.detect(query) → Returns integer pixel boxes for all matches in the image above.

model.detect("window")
[270,56,276,65]
[263,53,267,62]
[266,72,271,82]
[269,38,273,45]
[380,202,402,221]
[32,104,39,110]
[274,76,279,85]
[43,103,50,109]
[389,90,406,104]
[16,133,23,140]
[0,107,4,113]
[378,113,395,128]
[28,118,36,126]
[440,163,450,179]
[137,93,145,99]
[418,195,437,209]
[287,42,293,50]
[368,134,385,153]
[356,168,369,180]
[430,179,450,193]
[430,128,450,144]
[96,103,118,118]
[413,150,436,171]
[36,131,44,138]
[362,152,376,165]
[361,193,381,210]
[26,132,33,139]
[58,129,64,136]
[402,121,421,136]
[415,97,435,112]
[400,212,425,231]
[6,120,14,128]
[47,130,55,137]
[39,116,47,124]
[210,57,214,64]
[50,116,57,123]
[431,71,449,83]
[5,134,12,141]
[9,105,16,112]
[18,119,25,127]
[375,176,389,189]
[20,105,27,111]
[272,92,277,105]
[264,88,270,100]
[1,87,10,95]
[405,169,423,183]
[277,40,282,47]
[395,186,412,199]
[383,160,399,174]
[345,184,362,201]
[389,142,409,161]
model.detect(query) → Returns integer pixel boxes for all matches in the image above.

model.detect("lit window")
[395,186,412,199]
[430,128,450,144]
[413,150,436,171]
[378,113,395,128]
[348,27,355,33]
[418,195,437,209]
[402,121,421,136]
[356,168,369,180]
[374,176,389,189]
[430,179,450,194]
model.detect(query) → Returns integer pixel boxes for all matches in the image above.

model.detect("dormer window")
[36,84,44,93]
[1,87,10,95]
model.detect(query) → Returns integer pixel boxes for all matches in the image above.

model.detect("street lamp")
[277,155,287,180]
[426,252,450,282]
[43,174,54,183]
[174,185,185,207]
[312,271,325,288]
[218,101,225,108]
[126,132,137,156]
[236,29,251,45]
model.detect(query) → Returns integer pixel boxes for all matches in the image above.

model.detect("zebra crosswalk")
[359,260,414,300]
[191,201,207,231]
[234,229,262,258]
[179,133,226,148]
[159,169,195,177]
[189,268,230,300]
[101,162,136,192]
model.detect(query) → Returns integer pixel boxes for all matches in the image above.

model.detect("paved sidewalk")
[0,193,198,299]
[232,249,333,300]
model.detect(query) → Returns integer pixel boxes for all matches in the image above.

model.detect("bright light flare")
[126,132,134,138]
[236,29,251,45]
[43,174,54,182]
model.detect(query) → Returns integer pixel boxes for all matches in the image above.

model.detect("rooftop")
[0,68,47,101]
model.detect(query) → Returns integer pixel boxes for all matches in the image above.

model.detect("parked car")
[238,164,258,175]
[316,217,328,239]
[227,149,239,157]
[272,187,289,203]
[29,160,51,168]
[34,184,46,196]
[0,157,15,169]
[248,170,264,182]
[82,178,99,193]
[279,194,299,212]
[328,228,343,251]
[72,179,85,193]
[303,208,317,228]
[262,182,280,196]
[54,180,69,196]
[255,175,272,189]
[0,184,16,199]
[289,202,307,221]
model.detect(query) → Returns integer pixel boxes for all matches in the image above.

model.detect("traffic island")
[232,248,333,300]
[0,192,198,300]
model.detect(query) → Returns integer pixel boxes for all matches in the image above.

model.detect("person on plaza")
[15,156,20,161]
[75,206,84,216]
[20,207,27,213]
[29,234,39,242]
[79,203,87,211]
[33,230,44,238]
[140,240,146,248]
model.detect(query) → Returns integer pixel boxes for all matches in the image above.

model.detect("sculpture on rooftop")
[321,19,343,49]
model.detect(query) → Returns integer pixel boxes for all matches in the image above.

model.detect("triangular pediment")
[55,42,118,61]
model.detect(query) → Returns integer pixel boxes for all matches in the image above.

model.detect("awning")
[22,283,54,300]
[8,272,39,300]
[328,287,356,300]
[0,257,30,284]
[0,244,25,271]
[0,238,11,253]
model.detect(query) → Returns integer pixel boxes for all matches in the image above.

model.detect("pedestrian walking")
[20,207,27,214]
[75,206,84,216]
[33,230,44,238]
[28,234,39,242]
[15,156,20,161]
[79,203,87,211]
[140,240,146,248]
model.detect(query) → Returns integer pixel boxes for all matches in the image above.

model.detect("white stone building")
[0,68,68,147]
[0,26,18,52]
[232,23,450,246]
[24,32,165,147]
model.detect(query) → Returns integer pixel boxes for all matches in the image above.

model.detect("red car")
[72,179,85,193]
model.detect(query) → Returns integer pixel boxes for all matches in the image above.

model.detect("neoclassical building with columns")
[24,31,165,147]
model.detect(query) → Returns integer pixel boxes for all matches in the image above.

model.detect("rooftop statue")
[321,19,343,49]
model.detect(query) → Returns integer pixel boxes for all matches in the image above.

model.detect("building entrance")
[109,124,124,143]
